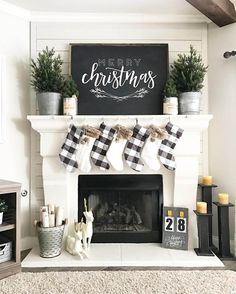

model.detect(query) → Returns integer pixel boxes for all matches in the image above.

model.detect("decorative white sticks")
[38,204,64,228]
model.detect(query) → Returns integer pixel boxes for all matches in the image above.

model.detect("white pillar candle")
[218,193,229,205]
[56,206,64,226]
[202,176,213,186]
[196,202,207,214]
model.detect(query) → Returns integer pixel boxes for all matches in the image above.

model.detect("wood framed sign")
[71,44,168,115]
[162,207,189,250]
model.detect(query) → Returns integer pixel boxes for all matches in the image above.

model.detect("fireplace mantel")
[28,114,213,249]
[28,114,212,132]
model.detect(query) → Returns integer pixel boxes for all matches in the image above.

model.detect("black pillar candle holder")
[194,210,214,256]
[198,184,217,248]
[213,202,234,259]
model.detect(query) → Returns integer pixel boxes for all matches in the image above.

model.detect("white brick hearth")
[22,243,224,268]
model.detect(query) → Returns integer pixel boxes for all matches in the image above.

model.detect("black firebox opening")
[78,175,163,243]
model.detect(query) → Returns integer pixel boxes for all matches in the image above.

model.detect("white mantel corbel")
[28,114,213,249]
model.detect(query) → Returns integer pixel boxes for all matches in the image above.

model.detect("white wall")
[0,11,30,246]
[208,23,236,254]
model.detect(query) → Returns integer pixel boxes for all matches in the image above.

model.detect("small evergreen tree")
[171,45,208,92]
[62,77,79,98]
[163,78,178,97]
[31,47,64,93]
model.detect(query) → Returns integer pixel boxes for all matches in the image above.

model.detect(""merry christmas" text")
[82,63,157,89]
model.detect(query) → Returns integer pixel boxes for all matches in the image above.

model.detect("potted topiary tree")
[62,77,79,115]
[163,78,178,115]
[31,47,64,115]
[0,199,8,224]
[170,45,208,114]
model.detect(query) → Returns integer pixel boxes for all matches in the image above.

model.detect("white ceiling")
[2,0,201,14]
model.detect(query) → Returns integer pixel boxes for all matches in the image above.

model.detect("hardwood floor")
[222,260,236,271]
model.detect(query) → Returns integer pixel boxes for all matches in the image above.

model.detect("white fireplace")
[28,114,212,249]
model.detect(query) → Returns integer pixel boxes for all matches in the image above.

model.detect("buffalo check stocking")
[59,124,83,172]
[124,124,150,172]
[91,123,116,170]
[158,122,184,171]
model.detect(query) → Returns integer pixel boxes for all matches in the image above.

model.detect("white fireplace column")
[28,115,212,249]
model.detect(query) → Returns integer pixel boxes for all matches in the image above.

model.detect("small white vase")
[0,212,3,224]
[63,97,78,115]
[163,97,178,115]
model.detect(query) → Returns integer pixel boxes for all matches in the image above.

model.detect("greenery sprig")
[62,77,79,98]
[163,78,178,97]
[0,199,8,213]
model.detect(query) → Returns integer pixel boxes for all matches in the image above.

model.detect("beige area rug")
[0,270,236,294]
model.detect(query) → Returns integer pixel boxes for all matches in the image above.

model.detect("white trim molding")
[30,12,209,24]
[0,55,6,144]
[0,0,209,24]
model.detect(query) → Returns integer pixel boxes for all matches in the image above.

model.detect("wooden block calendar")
[162,207,189,250]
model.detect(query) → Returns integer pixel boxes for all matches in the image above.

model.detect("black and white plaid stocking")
[158,122,184,171]
[91,123,116,170]
[59,124,83,172]
[124,124,150,172]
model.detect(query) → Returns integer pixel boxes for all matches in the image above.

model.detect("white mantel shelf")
[27,115,213,132]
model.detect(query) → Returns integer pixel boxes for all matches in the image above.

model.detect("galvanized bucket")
[37,92,62,115]
[37,222,65,258]
[179,92,201,115]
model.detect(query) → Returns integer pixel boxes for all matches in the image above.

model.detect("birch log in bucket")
[179,92,201,115]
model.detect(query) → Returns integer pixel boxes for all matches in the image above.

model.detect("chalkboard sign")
[71,44,168,115]
[162,207,189,250]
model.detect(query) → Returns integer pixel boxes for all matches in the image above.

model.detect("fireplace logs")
[94,201,144,232]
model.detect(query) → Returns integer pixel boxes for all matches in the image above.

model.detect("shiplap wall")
[30,22,208,228]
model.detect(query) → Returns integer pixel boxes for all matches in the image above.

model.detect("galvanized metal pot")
[37,223,65,258]
[37,92,62,115]
[179,92,201,115]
